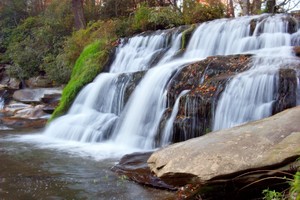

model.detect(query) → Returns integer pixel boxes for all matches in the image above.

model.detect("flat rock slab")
[0,117,47,129]
[13,88,62,103]
[148,106,300,186]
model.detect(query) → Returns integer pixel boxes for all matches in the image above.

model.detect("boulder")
[0,65,21,90]
[13,88,62,104]
[0,77,20,90]
[148,106,300,190]
[13,105,47,119]
[2,102,32,115]
[0,117,47,129]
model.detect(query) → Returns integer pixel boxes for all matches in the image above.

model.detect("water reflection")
[0,130,174,200]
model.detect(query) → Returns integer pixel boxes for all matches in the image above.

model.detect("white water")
[0,97,3,110]
[213,15,300,131]
[32,14,299,158]
[161,90,190,145]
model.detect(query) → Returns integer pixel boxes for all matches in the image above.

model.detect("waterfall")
[44,29,184,143]
[213,15,299,131]
[44,14,300,152]
[161,90,190,145]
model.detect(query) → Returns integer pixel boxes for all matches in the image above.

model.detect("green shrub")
[290,171,300,200]
[6,17,44,79]
[56,20,118,73]
[4,0,73,81]
[262,189,283,200]
[50,40,112,120]
[183,0,225,24]
[114,17,134,38]
[132,4,183,33]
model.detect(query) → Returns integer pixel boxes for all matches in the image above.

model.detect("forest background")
[0,0,298,118]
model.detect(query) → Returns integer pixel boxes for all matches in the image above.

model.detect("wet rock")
[0,65,21,90]
[118,71,146,107]
[148,106,300,191]
[112,152,176,190]
[273,68,298,114]
[13,105,48,119]
[159,55,252,145]
[13,88,62,104]
[41,93,61,114]
[0,117,47,129]
[0,77,21,90]
[293,46,300,57]
[2,102,32,115]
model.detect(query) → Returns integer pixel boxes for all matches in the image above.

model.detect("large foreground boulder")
[148,106,300,189]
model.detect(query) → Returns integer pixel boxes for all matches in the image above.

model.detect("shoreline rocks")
[113,106,300,199]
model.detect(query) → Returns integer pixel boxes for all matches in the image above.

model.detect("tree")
[265,0,276,13]
[72,0,86,30]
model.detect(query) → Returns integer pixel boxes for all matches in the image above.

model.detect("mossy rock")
[50,40,113,121]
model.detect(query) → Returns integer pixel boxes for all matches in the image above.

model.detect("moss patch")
[50,40,111,121]
[181,24,196,50]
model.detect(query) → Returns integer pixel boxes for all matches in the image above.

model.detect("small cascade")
[110,30,181,73]
[44,29,184,143]
[43,14,300,154]
[213,15,299,131]
[0,97,4,110]
[112,60,191,149]
[0,90,5,110]
[161,90,190,145]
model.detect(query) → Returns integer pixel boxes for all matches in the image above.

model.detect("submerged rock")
[148,106,300,198]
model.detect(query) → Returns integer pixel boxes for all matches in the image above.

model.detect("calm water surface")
[0,129,174,200]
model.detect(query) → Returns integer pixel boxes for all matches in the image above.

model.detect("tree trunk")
[227,0,235,17]
[265,0,276,13]
[72,0,86,30]
[252,0,262,14]
[241,0,250,15]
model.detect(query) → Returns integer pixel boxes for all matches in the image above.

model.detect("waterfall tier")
[45,14,300,151]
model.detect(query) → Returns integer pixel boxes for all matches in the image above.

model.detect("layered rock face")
[156,52,300,145]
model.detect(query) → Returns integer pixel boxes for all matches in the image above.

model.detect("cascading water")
[161,90,190,145]
[213,15,300,131]
[44,29,184,144]
[0,97,4,110]
[43,14,300,154]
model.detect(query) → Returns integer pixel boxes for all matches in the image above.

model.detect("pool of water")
[0,129,174,200]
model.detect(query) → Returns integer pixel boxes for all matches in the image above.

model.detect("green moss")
[181,24,196,50]
[49,40,111,121]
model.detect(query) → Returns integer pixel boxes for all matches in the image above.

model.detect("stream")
[0,129,174,200]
